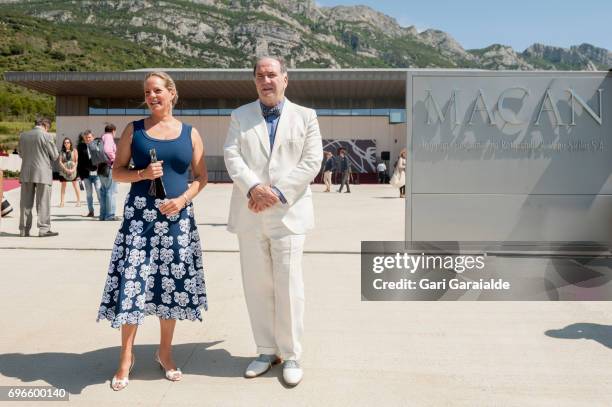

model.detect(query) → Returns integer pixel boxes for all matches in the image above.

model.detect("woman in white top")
[391,148,407,198]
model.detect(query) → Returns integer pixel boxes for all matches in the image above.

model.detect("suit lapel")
[270,98,292,158]
[250,102,271,157]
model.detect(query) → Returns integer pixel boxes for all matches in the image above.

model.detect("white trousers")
[237,220,305,361]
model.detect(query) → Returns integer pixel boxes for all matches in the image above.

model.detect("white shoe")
[282,360,303,386]
[155,350,183,381]
[110,356,135,391]
[244,354,281,378]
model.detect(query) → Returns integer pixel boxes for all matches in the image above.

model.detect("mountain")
[0,0,610,122]
[2,0,609,71]
[522,43,612,71]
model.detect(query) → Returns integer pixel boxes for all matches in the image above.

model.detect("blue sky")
[316,0,611,51]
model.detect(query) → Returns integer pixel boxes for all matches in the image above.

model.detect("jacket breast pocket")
[285,135,305,150]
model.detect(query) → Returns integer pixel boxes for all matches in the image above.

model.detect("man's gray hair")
[35,117,52,128]
[253,56,288,76]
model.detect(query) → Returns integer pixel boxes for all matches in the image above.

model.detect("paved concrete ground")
[0,182,611,406]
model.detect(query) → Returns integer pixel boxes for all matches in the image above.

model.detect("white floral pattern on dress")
[134,196,147,209]
[124,206,135,219]
[171,263,186,279]
[97,197,207,329]
[155,221,169,235]
[161,236,174,248]
[143,209,157,222]
[129,220,144,234]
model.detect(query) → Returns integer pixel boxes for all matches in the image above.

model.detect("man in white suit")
[224,56,322,386]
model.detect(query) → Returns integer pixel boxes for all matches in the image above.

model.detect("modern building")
[5,69,408,183]
[6,69,612,247]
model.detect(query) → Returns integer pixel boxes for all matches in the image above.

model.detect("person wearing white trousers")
[223,56,322,387]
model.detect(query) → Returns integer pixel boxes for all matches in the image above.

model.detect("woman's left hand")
[159,198,185,216]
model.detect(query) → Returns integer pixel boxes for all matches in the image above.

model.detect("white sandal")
[110,356,135,391]
[155,350,183,381]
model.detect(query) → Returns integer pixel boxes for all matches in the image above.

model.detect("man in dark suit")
[336,147,351,193]
[18,117,59,237]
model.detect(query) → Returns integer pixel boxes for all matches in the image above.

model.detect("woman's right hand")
[141,161,164,180]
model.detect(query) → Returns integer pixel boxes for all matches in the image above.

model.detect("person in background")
[76,130,101,217]
[336,147,351,193]
[18,117,59,237]
[0,167,3,232]
[58,137,80,207]
[322,151,334,192]
[398,148,407,197]
[377,161,387,184]
[99,123,119,221]
[390,148,407,198]
[0,163,13,221]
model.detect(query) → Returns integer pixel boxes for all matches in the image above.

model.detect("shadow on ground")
[545,323,612,349]
[0,341,251,394]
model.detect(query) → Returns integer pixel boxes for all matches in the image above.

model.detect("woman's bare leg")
[158,319,178,370]
[71,180,81,206]
[113,324,138,380]
[59,181,66,207]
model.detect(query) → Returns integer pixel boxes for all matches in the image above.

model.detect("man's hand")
[248,184,279,213]
[248,197,266,213]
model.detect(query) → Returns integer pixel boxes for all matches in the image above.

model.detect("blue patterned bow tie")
[261,104,281,120]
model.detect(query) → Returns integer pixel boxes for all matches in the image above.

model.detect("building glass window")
[312,98,332,108]
[371,108,390,116]
[332,109,351,116]
[86,98,405,121]
[108,98,126,115]
[175,99,200,116]
[315,109,332,116]
[389,109,407,123]
[126,98,147,115]
[202,99,219,108]
[350,98,369,108]
[89,98,107,115]
[351,109,371,116]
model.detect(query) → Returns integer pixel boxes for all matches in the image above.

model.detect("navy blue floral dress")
[97,119,207,328]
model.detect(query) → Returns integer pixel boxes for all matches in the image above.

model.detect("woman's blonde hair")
[144,71,179,107]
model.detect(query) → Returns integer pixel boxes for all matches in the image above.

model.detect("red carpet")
[2,179,20,192]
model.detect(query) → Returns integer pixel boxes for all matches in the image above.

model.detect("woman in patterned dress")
[97,71,208,391]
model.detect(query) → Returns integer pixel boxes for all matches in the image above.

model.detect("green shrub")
[2,169,20,178]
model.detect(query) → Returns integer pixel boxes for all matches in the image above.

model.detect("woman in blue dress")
[97,71,208,391]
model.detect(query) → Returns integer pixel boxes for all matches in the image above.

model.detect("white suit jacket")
[224,98,323,235]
